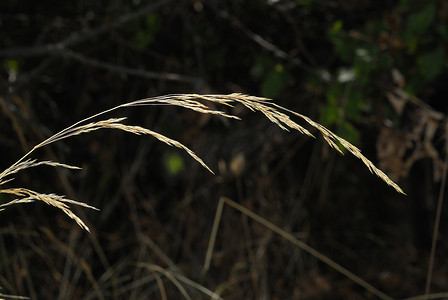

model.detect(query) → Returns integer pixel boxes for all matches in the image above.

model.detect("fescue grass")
[0,93,404,232]
[0,93,413,299]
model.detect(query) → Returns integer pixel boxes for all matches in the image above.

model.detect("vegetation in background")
[0,0,447,299]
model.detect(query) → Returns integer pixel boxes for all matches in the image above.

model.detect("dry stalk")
[204,197,394,300]
[0,93,405,231]
[137,263,223,300]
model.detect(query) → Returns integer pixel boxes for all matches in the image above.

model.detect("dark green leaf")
[165,152,184,175]
[251,55,273,79]
[337,121,360,145]
[329,20,343,36]
[345,89,364,121]
[320,104,340,126]
[404,3,436,39]
[417,46,446,81]
[261,64,288,98]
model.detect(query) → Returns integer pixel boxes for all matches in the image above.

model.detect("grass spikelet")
[0,159,80,185]
[0,93,405,231]
[270,103,406,194]
[0,188,98,231]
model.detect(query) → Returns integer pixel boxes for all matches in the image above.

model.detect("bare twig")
[0,0,173,58]
[61,49,203,85]
[206,2,324,79]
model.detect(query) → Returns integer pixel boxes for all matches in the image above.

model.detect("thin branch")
[206,2,324,80]
[424,125,448,296]
[61,49,203,84]
[0,0,173,58]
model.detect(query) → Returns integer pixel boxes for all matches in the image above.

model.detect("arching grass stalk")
[0,93,405,231]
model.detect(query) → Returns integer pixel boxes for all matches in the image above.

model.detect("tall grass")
[0,93,404,232]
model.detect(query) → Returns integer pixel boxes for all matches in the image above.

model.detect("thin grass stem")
[211,197,395,300]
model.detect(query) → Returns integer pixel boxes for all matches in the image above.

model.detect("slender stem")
[424,144,448,296]
[221,197,394,300]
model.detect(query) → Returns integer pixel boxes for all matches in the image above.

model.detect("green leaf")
[134,31,154,48]
[354,47,377,86]
[378,52,393,68]
[332,38,357,62]
[261,64,288,98]
[250,55,273,79]
[417,46,446,81]
[321,84,343,126]
[337,121,360,145]
[326,83,342,106]
[320,104,340,126]
[165,153,184,175]
[145,13,160,31]
[4,59,19,71]
[404,3,436,39]
[345,89,364,121]
[329,20,343,36]
[132,12,161,48]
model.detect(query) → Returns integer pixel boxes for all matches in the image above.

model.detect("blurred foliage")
[164,152,185,175]
[127,12,161,49]
[0,0,447,298]
[317,0,448,141]
[251,55,289,98]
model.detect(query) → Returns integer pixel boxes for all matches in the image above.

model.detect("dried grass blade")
[266,102,405,194]
[123,96,240,120]
[138,263,222,300]
[138,264,191,300]
[0,93,405,233]
[102,123,214,174]
[0,188,98,232]
[230,94,314,136]
[220,197,394,300]
[0,159,80,184]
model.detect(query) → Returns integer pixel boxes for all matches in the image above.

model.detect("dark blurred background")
[0,0,447,299]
